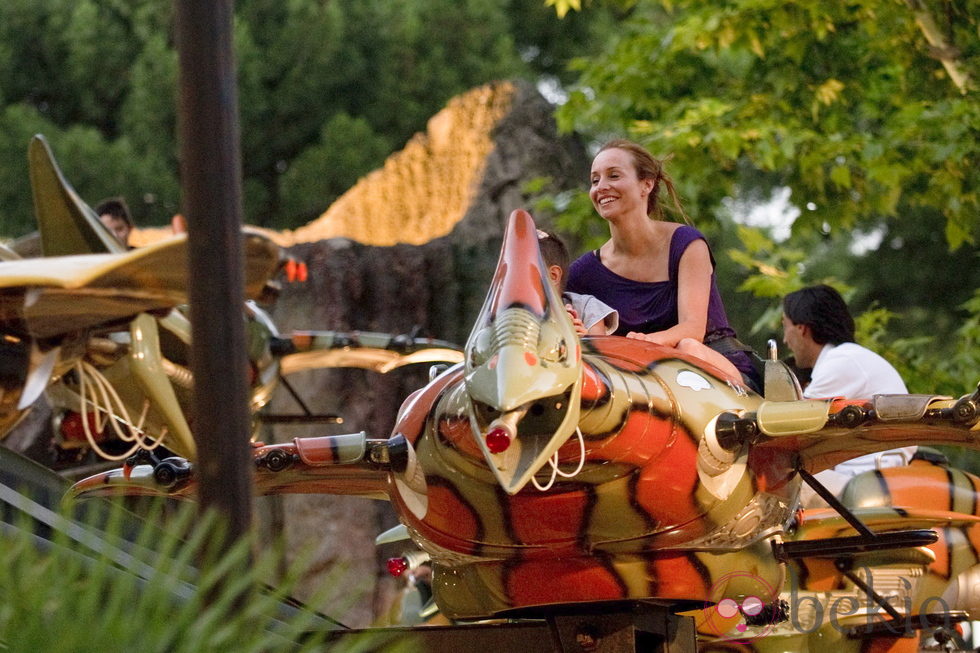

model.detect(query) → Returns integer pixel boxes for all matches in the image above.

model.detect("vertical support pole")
[174,0,253,543]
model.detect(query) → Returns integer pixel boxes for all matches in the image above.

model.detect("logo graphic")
[702,571,785,643]
[677,370,711,392]
[701,566,956,643]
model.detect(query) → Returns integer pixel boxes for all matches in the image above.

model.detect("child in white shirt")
[538,229,619,336]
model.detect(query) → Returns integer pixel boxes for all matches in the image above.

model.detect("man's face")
[781,313,807,362]
[99,214,131,246]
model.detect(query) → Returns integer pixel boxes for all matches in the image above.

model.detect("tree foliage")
[0,0,622,236]
[542,0,979,399]
[555,0,979,247]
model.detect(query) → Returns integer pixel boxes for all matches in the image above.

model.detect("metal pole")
[174,0,253,542]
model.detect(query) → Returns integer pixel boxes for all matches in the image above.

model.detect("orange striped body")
[386,335,792,618]
[843,459,980,618]
[754,458,980,652]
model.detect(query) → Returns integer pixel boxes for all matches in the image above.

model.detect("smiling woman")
[566,139,762,392]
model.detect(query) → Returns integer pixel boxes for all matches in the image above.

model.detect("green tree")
[554,0,979,247]
[278,113,392,225]
[0,0,626,237]
[542,0,979,391]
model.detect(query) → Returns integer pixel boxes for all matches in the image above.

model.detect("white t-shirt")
[803,342,914,476]
[563,291,619,335]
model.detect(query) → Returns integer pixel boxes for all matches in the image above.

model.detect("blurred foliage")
[541,0,979,406]
[0,499,407,653]
[552,0,979,249]
[0,0,624,236]
[856,290,980,397]
[278,113,393,226]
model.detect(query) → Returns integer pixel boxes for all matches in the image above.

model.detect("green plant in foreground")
[0,499,416,653]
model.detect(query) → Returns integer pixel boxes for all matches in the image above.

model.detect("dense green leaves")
[0,0,623,236]
[278,113,393,225]
[545,0,979,413]
[554,0,979,247]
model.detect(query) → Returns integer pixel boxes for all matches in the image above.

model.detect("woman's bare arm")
[626,239,711,346]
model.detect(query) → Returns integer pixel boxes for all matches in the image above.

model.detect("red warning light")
[485,426,512,453]
[386,557,409,577]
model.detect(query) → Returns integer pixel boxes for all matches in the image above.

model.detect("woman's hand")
[626,331,672,346]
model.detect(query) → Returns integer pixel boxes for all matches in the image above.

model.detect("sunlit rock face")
[280,81,515,247]
[131,80,587,252]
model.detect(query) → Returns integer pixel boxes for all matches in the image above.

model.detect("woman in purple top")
[566,139,760,391]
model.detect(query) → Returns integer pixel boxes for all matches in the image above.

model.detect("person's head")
[171,213,187,235]
[95,197,134,246]
[590,139,689,222]
[537,229,570,291]
[781,284,855,368]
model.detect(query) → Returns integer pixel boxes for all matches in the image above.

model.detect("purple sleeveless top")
[566,226,757,381]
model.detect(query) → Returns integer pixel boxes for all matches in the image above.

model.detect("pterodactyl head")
[463,209,583,495]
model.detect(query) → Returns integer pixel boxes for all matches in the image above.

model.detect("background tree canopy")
[551,0,978,245]
[0,0,620,236]
[536,0,979,407]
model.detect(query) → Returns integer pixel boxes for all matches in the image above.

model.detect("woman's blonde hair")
[597,139,691,224]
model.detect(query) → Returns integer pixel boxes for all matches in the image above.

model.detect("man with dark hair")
[95,196,134,248]
[782,285,905,399]
[782,284,913,502]
[783,284,856,349]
